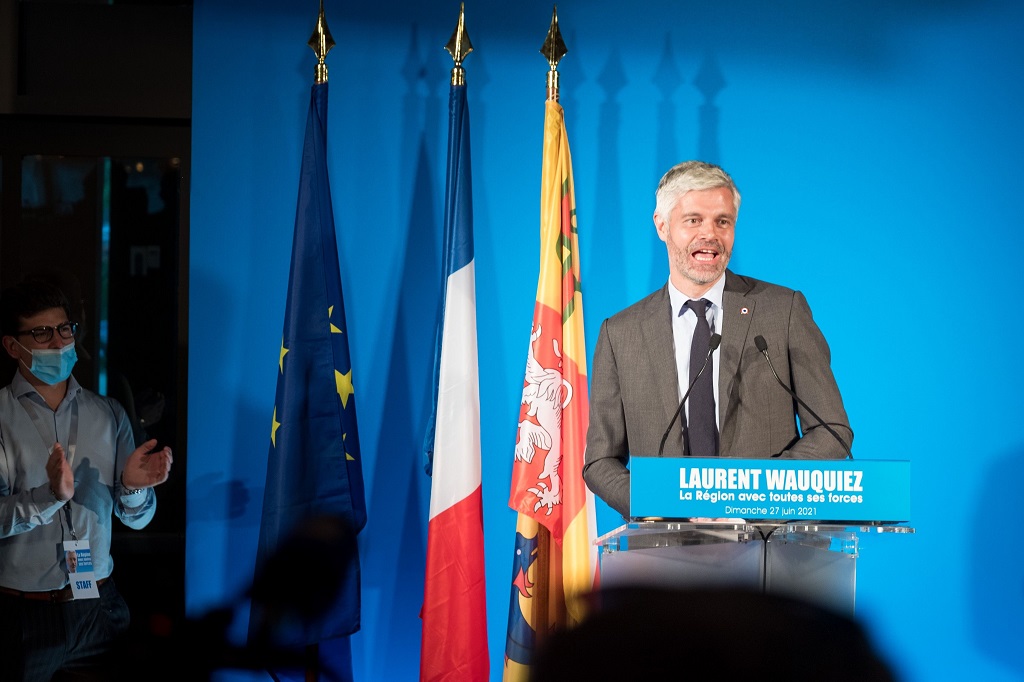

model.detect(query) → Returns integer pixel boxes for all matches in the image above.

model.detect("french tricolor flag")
[420,53,489,682]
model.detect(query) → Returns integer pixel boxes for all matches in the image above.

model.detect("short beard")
[674,240,730,287]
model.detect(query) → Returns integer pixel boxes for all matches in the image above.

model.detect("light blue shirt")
[0,371,155,591]
[668,275,725,431]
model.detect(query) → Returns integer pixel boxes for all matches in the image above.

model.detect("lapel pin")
[740,307,749,315]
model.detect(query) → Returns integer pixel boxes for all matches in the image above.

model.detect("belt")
[0,577,108,603]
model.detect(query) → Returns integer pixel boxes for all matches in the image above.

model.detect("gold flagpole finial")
[307,0,336,84]
[539,5,567,101]
[444,3,474,86]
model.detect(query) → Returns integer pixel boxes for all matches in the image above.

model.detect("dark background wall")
[0,0,192,654]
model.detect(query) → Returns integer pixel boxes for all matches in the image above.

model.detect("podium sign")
[629,458,911,522]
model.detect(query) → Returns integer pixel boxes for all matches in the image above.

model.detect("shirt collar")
[11,369,82,406]
[667,273,726,316]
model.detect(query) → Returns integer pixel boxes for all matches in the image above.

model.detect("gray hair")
[654,161,741,217]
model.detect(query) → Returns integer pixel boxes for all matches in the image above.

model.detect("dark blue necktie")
[684,298,718,457]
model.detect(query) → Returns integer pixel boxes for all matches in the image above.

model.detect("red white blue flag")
[420,74,489,682]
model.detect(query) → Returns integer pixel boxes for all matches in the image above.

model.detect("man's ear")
[2,336,21,360]
[653,212,668,242]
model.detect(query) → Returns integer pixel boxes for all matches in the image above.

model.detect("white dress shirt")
[667,274,725,433]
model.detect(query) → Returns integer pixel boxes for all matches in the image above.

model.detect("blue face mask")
[17,341,78,385]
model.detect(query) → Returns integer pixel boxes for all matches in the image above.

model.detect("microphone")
[658,333,721,457]
[753,334,854,459]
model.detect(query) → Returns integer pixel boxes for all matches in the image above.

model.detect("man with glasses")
[0,280,172,681]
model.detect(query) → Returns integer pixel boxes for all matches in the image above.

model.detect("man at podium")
[583,161,853,518]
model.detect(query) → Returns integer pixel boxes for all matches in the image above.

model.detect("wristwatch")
[119,472,144,496]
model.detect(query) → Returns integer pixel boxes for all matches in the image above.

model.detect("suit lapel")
[720,271,754,451]
[641,286,683,455]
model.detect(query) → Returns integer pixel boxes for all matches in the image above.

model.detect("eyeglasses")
[14,322,79,343]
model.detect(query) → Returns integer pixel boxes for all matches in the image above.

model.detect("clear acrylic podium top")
[596,519,915,552]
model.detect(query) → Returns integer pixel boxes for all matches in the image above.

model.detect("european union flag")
[252,81,366,647]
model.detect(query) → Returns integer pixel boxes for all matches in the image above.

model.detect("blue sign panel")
[629,458,911,523]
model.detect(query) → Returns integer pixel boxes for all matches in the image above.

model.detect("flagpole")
[532,6,568,642]
[505,7,601,679]
[303,5,332,680]
[421,5,489,681]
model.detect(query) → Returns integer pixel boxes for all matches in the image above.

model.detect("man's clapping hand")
[46,443,74,502]
[121,439,173,490]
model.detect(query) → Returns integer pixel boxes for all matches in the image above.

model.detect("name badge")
[63,540,100,600]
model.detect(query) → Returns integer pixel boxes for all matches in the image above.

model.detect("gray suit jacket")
[582,271,853,517]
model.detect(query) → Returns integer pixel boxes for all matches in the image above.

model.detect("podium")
[596,458,914,616]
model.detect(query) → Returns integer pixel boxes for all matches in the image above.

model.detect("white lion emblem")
[515,325,573,515]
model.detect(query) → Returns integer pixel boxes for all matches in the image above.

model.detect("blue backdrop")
[189,1,1024,680]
